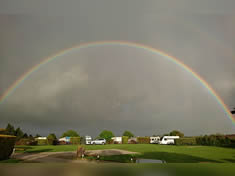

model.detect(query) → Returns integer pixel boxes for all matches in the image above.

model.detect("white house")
[111,137,122,144]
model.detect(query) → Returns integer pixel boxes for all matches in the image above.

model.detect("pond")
[135,159,166,163]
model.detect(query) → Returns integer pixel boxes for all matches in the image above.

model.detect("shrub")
[0,135,16,160]
[175,138,196,145]
[59,141,66,145]
[108,139,114,144]
[70,137,81,145]
[129,140,137,144]
[122,136,129,144]
[137,137,150,144]
[15,138,38,145]
[47,139,58,145]
[36,139,48,145]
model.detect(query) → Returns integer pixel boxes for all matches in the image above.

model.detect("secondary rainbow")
[0,40,234,124]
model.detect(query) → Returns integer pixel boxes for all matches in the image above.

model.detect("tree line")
[1,123,186,142]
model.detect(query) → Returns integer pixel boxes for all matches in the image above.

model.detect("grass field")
[15,144,235,163]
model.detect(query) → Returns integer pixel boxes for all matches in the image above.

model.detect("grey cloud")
[0,0,234,136]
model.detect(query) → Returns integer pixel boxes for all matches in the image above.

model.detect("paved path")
[12,149,139,163]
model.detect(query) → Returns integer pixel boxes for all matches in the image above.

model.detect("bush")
[108,139,114,144]
[122,136,128,144]
[129,140,137,144]
[59,141,66,145]
[137,137,150,144]
[175,138,196,145]
[15,138,38,145]
[0,135,16,160]
[70,137,81,145]
[47,139,58,145]
[36,139,48,145]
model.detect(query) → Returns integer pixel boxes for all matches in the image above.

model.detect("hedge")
[196,135,231,147]
[137,137,150,144]
[0,134,16,160]
[70,137,81,144]
[122,136,128,144]
[175,138,196,145]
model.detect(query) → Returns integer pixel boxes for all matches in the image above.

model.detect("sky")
[0,0,235,137]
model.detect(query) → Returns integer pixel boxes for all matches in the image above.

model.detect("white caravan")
[150,137,160,144]
[111,137,122,144]
[159,136,179,145]
[85,136,92,145]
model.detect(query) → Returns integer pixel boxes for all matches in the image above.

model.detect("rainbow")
[0,40,234,124]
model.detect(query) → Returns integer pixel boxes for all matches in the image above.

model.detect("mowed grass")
[16,144,235,163]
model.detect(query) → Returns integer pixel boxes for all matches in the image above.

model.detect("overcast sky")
[0,0,235,137]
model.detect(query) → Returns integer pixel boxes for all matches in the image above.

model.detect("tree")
[23,133,28,138]
[5,123,15,135]
[28,134,34,140]
[35,134,41,138]
[14,127,24,140]
[169,130,184,137]
[61,130,79,138]
[47,133,57,140]
[99,130,114,142]
[122,131,134,138]
[47,133,57,145]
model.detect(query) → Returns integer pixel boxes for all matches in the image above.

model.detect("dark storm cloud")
[0,0,235,136]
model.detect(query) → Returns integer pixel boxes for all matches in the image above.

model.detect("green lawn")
[15,144,235,163]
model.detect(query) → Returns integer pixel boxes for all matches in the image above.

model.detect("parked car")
[91,138,106,145]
